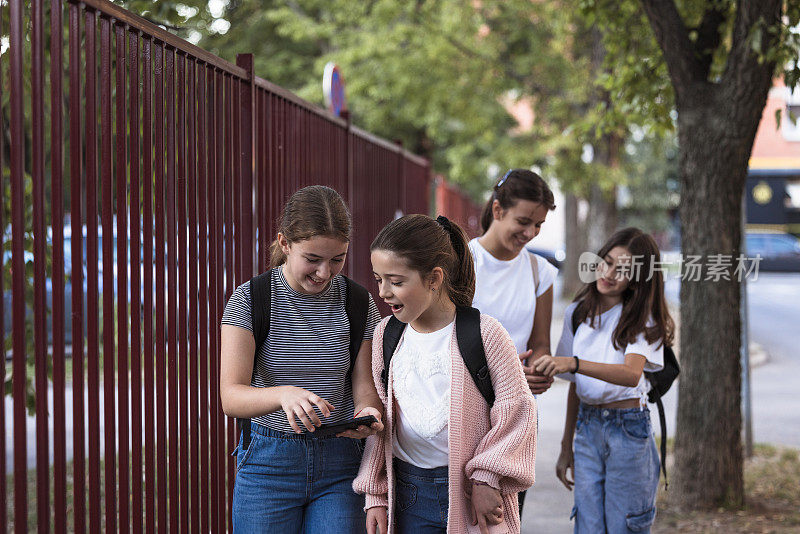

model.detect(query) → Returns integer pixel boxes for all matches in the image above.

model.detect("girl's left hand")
[532,355,576,377]
[336,406,384,439]
[465,480,504,533]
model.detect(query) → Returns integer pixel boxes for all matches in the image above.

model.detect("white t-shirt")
[391,321,454,468]
[469,238,558,354]
[555,302,664,405]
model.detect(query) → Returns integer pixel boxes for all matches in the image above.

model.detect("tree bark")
[562,193,587,299]
[672,79,772,509]
[636,0,781,509]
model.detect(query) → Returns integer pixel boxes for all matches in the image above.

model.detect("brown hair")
[370,214,475,308]
[481,169,556,233]
[573,227,675,350]
[269,185,352,268]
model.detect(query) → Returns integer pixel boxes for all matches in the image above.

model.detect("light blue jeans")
[571,404,660,533]
[231,422,366,533]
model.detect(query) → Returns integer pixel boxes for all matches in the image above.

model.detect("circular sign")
[753,181,773,205]
[323,62,347,117]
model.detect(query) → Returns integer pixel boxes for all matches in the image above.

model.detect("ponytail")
[434,216,475,307]
[371,214,475,308]
[482,169,556,234]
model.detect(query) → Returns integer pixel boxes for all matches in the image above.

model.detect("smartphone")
[310,415,378,438]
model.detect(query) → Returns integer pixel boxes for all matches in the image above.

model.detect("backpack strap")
[381,316,405,394]
[381,308,494,407]
[240,270,273,451]
[654,395,669,489]
[456,306,495,407]
[344,276,370,376]
[250,270,273,351]
[528,252,540,295]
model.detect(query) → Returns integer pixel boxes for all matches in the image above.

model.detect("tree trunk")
[672,82,768,508]
[562,193,588,299]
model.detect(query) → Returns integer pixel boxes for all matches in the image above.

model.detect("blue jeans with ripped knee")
[571,403,660,533]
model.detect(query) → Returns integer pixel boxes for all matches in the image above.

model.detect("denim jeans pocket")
[626,507,655,531]
[621,417,650,441]
[396,479,418,512]
[235,433,258,470]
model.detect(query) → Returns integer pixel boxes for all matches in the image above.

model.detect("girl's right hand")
[366,506,388,534]
[556,448,574,491]
[278,386,335,433]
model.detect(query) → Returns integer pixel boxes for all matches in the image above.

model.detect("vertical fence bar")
[1,0,7,527]
[237,58,254,279]
[68,5,86,532]
[176,51,190,534]
[153,39,168,534]
[186,58,200,534]
[115,21,130,534]
[205,65,218,534]
[199,64,211,534]
[84,9,103,534]
[100,15,118,533]
[212,68,225,534]
[50,0,67,530]
[224,75,236,533]
[257,90,268,272]
[165,45,179,534]
[128,26,143,534]
[32,0,50,528]
[142,34,157,534]
[9,0,28,528]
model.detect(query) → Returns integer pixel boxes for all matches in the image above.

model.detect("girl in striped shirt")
[221,185,383,533]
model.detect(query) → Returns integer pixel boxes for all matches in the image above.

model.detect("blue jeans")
[393,459,449,533]
[232,422,366,533]
[572,404,660,533]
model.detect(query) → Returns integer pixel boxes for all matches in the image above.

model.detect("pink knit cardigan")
[353,314,538,534]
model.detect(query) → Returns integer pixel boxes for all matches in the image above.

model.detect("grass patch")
[654,444,800,533]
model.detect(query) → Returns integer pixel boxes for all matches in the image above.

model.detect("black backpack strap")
[571,308,580,335]
[344,276,370,375]
[240,271,273,451]
[654,395,669,489]
[455,306,494,407]
[381,316,405,394]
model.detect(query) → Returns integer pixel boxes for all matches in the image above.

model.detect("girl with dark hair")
[469,168,557,517]
[533,227,675,533]
[470,169,558,396]
[355,214,537,534]
[220,185,384,532]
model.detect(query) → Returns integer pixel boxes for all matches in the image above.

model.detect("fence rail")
[2,0,430,531]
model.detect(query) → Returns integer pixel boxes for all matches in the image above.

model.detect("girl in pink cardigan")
[354,214,537,534]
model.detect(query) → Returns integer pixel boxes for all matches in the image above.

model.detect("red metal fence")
[435,176,483,238]
[2,0,430,531]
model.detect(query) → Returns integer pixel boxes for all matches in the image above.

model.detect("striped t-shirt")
[221,267,381,433]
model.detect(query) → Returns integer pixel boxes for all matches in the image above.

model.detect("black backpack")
[571,311,679,487]
[237,270,371,448]
[382,306,495,408]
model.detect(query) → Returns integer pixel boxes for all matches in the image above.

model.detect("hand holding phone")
[312,415,379,438]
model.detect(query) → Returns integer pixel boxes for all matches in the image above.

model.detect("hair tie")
[436,215,464,257]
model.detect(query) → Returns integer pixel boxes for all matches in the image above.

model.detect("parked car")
[3,221,155,351]
[526,246,565,270]
[745,231,800,272]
